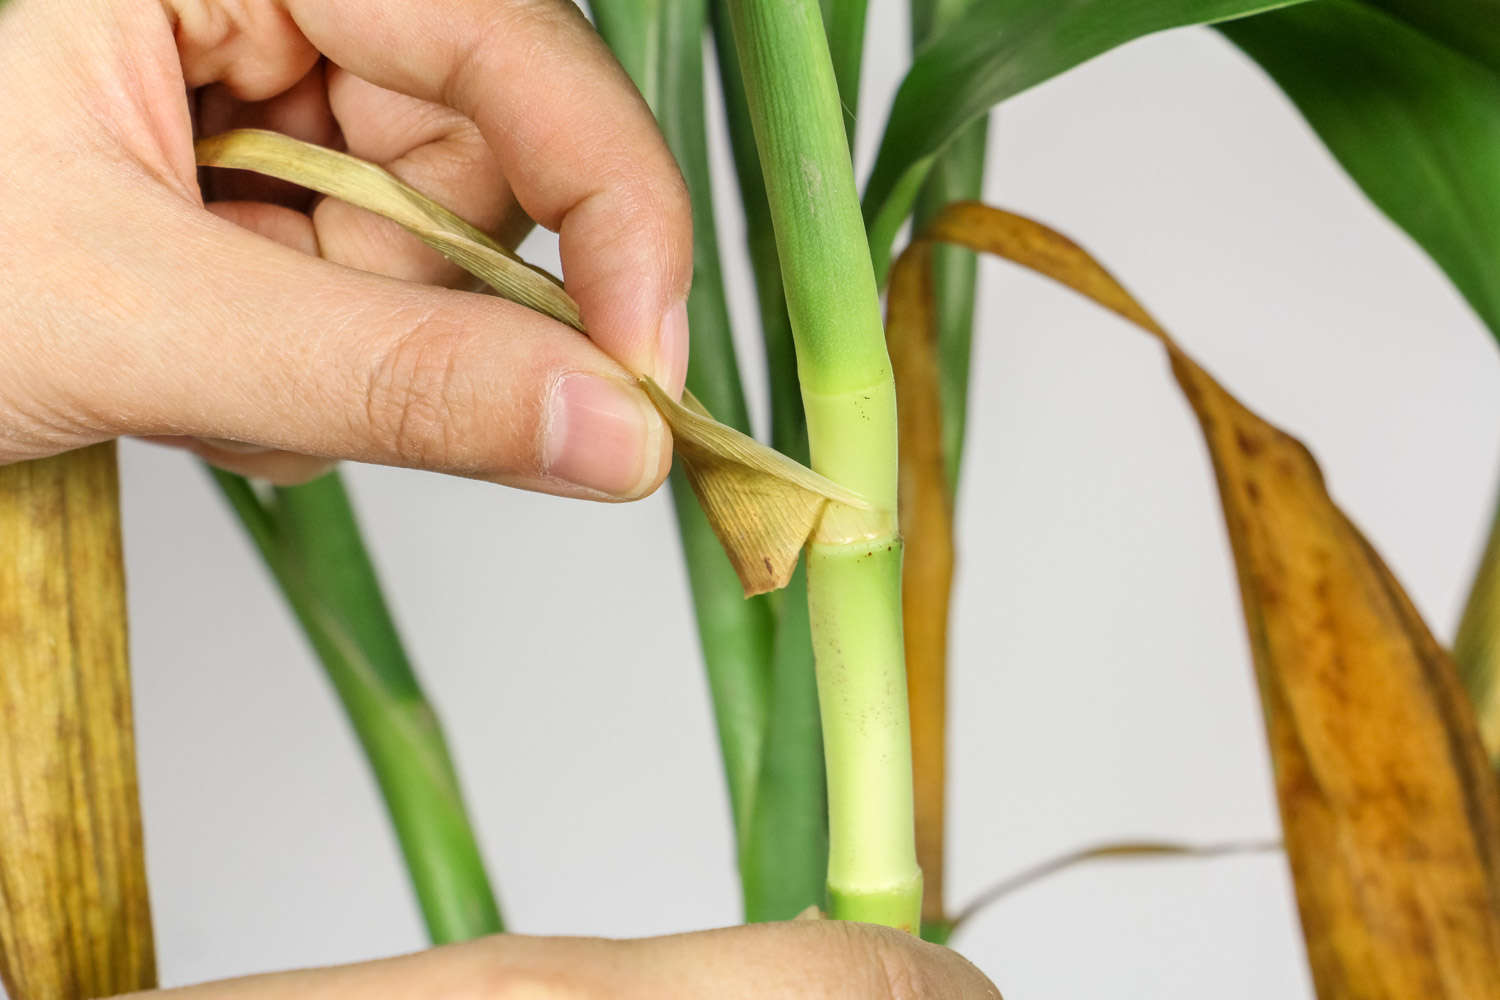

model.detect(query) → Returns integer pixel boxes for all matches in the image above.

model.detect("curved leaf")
[1358,0,1500,75]
[894,201,1500,994]
[1220,0,1500,341]
[862,0,1311,282]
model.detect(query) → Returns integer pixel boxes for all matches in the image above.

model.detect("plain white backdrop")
[108,8,1497,1000]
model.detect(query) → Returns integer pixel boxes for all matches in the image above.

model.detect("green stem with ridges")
[211,469,502,943]
[726,0,922,931]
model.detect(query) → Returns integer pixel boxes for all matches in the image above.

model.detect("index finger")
[280,0,692,395]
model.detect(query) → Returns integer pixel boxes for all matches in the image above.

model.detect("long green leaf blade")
[1220,1,1500,348]
[212,470,503,943]
[820,0,869,150]
[908,0,990,494]
[740,561,830,921]
[862,0,1311,281]
[1357,0,1500,74]
[590,0,780,892]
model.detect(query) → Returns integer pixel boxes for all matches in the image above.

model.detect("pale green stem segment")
[726,0,922,930]
[809,541,924,926]
[1455,489,1500,768]
[590,0,778,898]
[212,469,503,942]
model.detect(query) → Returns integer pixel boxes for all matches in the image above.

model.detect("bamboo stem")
[726,0,922,931]
[0,445,156,1000]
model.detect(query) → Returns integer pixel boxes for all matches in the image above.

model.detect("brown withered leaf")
[196,129,876,597]
[950,838,1280,932]
[885,241,954,925]
[195,130,582,330]
[0,444,156,1000]
[893,201,1500,993]
[642,380,871,595]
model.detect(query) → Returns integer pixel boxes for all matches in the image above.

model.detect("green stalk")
[589,0,779,897]
[726,0,922,930]
[712,0,866,459]
[211,469,502,942]
[1455,487,1500,767]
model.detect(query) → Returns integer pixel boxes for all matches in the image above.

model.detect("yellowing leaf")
[885,241,954,925]
[0,445,156,1000]
[195,129,873,597]
[892,201,1500,992]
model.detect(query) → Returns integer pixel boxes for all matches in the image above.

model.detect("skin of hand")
[0,0,693,499]
[128,921,1002,1000]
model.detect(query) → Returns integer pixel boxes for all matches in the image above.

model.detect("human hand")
[134,922,1001,1000]
[0,0,690,497]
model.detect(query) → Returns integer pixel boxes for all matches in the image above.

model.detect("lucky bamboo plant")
[6,0,1500,997]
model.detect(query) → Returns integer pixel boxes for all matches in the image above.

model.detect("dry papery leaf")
[195,129,870,597]
[889,201,1500,994]
[0,444,156,1000]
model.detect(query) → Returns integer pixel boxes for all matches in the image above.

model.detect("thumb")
[82,209,672,501]
[139,921,1002,1000]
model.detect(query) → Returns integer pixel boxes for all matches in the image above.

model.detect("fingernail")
[655,299,689,398]
[544,373,663,498]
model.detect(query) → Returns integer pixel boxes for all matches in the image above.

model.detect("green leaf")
[820,0,869,150]
[1357,0,1500,74]
[709,2,807,460]
[1220,0,1500,342]
[211,469,503,943]
[590,0,783,897]
[908,0,991,495]
[740,560,830,921]
[862,0,1312,281]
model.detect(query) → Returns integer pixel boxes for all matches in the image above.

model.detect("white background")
[108,9,1498,1000]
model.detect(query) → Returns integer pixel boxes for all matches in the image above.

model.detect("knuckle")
[449,0,592,112]
[362,312,478,470]
[0,368,99,460]
[833,923,944,1000]
[873,943,934,1000]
